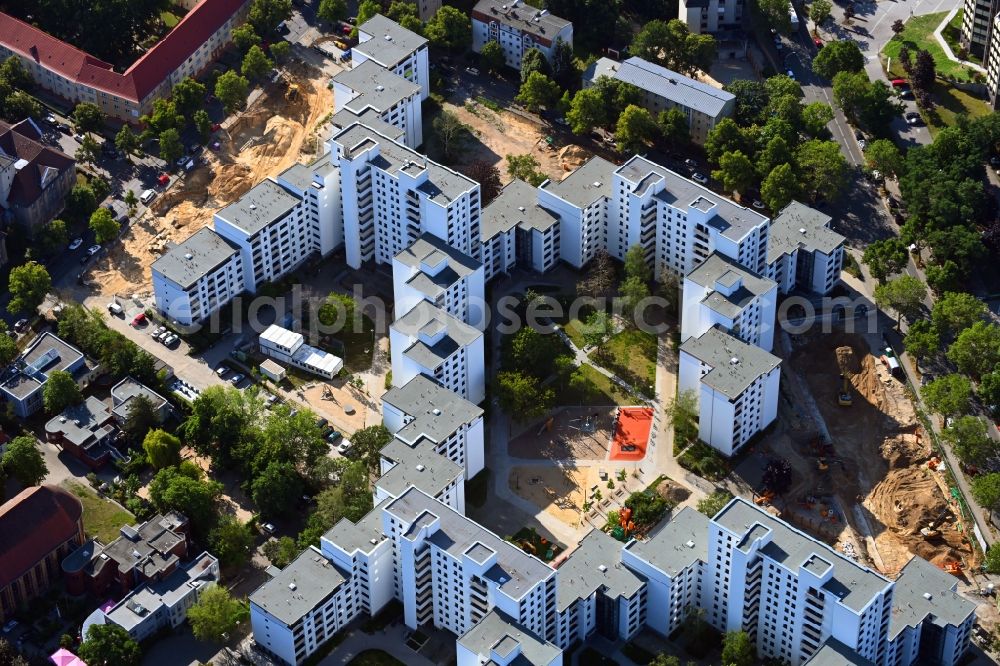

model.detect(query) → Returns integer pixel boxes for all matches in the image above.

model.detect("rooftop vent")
[289,582,297,591]
[798,228,807,234]
[432,408,441,416]
[184,253,193,260]
[499,576,508,583]
[730,357,739,365]
[592,181,602,187]
[598,564,607,572]
[249,204,257,210]
[59,416,67,423]
[685,540,695,548]
[376,85,384,91]
[923,592,932,600]
[370,538,378,545]
[518,206,525,212]
[416,464,426,472]
[384,34,393,41]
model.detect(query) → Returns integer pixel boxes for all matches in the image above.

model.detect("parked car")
[2,620,18,633]
[904,111,923,126]
[131,312,146,327]
[465,67,479,75]
[230,373,245,385]
[692,172,709,184]
[337,440,353,456]
[890,78,908,87]
[152,325,167,338]
[786,69,795,80]
[326,431,343,443]
[45,113,57,125]
[262,523,276,534]
[68,238,83,250]
[813,37,823,48]
[141,188,157,204]
[683,158,698,170]
[216,366,230,378]
[86,244,101,256]
[13,319,29,332]
[107,302,124,316]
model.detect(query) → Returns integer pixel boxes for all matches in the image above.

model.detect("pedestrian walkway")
[320,624,438,666]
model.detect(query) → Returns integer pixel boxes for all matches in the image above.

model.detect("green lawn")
[676,441,730,481]
[62,480,134,544]
[347,651,405,666]
[562,318,588,349]
[591,328,657,393]
[326,315,375,373]
[554,363,639,406]
[920,82,991,134]
[941,9,981,64]
[881,13,977,81]
[160,11,180,28]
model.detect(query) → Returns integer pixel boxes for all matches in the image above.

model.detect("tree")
[567,87,606,135]
[725,79,770,125]
[506,153,547,186]
[251,461,303,517]
[649,654,680,666]
[624,244,653,283]
[520,47,551,84]
[580,310,613,348]
[143,429,182,469]
[756,136,793,178]
[516,71,560,112]
[550,38,577,90]
[932,292,986,342]
[269,39,291,64]
[903,319,939,366]
[760,163,799,212]
[2,436,48,486]
[947,321,1000,379]
[577,250,616,299]
[115,125,139,159]
[350,424,393,473]
[208,516,256,568]
[620,276,651,321]
[78,623,141,666]
[0,639,29,666]
[796,139,849,203]
[705,118,749,163]
[193,109,212,143]
[481,40,505,73]
[159,128,183,165]
[658,107,690,147]
[911,49,935,92]
[873,275,927,326]
[75,134,100,165]
[809,0,832,28]
[42,369,81,414]
[9,260,51,314]
[979,370,1000,410]
[864,139,903,178]
[922,374,972,418]
[215,70,250,113]
[317,0,347,24]
[464,160,502,204]
[433,111,471,163]
[249,0,291,34]
[89,207,120,244]
[763,458,792,494]
[615,104,657,154]
[713,150,756,195]
[242,45,273,80]
[832,71,901,134]
[666,390,699,448]
[862,238,908,283]
[72,102,104,133]
[188,586,248,642]
[149,466,223,533]
[171,77,206,119]
[801,101,834,138]
[758,0,792,32]
[629,19,716,75]
[721,631,755,666]
[4,91,41,122]
[697,489,733,517]
[972,473,1000,516]
[0,326,16,367]
[812,40,864,80]
[943,416,993,467]
[425,5,471,51]
[496,371,553,420]
[123,395,157,443]
[232,23,261,52]
[924,260,960,295]
[38,218,69,256]
[891,18,905,35]
[504,326,565,377]
[145,98,183,133]
[262,535,299,567]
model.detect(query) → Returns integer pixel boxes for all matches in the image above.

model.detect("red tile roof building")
[0,118,75,233]
[0,485,85,624]
[0,0,251,123]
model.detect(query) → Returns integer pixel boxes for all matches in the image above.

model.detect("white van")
[140,189,156,205]
[107,302,123,316]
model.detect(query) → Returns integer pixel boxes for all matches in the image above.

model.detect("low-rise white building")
[679,326,780,455]
[766,201,845,296]
[151,228,244,327]
[354,14,430,99]
[393,233,487,329]
[471,0,573,70]
[0,332,89,418]
[458,610,563,666]
[677,0,743,34]
[682,252,778,352]
[332,60,423,148]
[258,324,343,379]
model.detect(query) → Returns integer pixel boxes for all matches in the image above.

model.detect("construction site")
[89,59,334,299]
[753,329,978,580]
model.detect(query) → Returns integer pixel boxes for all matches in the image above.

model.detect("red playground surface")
[610,407,653,461]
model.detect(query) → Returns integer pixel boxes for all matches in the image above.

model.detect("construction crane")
[837,373,853,407]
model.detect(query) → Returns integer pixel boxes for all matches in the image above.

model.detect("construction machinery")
[837,373,853,406]
[920,523,941,538]
[285,84,299,101]
[817,458,829,471]
[754,490,775,505]
[939,561,963,576]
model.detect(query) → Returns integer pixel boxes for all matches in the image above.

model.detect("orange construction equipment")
[927,456,941,470]
[817,458,829,471]
[939,561,962,575]
[754,490,775,505]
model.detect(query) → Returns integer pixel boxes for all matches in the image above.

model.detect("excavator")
[837,373,853,407]
[939,560,963,576]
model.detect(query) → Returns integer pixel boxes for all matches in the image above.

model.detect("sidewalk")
[320,624,438,666]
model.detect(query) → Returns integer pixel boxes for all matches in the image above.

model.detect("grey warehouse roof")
[385,487,554,599]
[680,327,780,400]
[376,438,463,499]
[714,498,891,614]
[768,200,845,264]
[605,57,735,118]
[355,14,427,68]
[482,179,559,240]
[688,252,776,319]
[889,556,975,639]
[557,529,644,612]
[215,179,301,237]
[803,639,874,666]
[616,156,768,243]
[383,375,483,446]
[542,156,616,209]
[333,59,420,114]
[473,0,571,39]
[395,233,481,298]
[249,546,347,625]
[152,228,240,290]
[626,506,709,577]
[458,609,562,665]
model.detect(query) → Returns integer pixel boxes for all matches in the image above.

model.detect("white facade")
[393,233,487,329]
[458,610,563,666]
[678,0,743,33]
[333,60,423,148]
[151,228,245,326]
[536,158,614,270]
[258,324,343,379]
[766,201,845,297]
[354,14,430,100]
[471,0,573,70]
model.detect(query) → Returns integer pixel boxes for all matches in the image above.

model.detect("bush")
[677,441,729,481]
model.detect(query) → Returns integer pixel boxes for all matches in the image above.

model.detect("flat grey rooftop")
[688,252,776,319]
[393,302,482,370]
[473,0,571,39]
[768,200,844,263]
[557,529,644,611]
[457,609,562,665]
[541,156,616,209]
[355,14,427,67]
[249,546,347,625]
[385,488,554,599]
[152,228,241,290]
[276,162,315,192]
[111,377,168,420]
[582,57,619,85]
[106,553,218,631]
[616,156,768,242]
[626,506,708,577]
[395,233,481,298]
[803,639,873,666]
[215,179,301,237]
[889,555,975,639]
[44,396,112,447]
[383,375,483,445]
[334,59,420,113]
[330,108,404,142]
[1,332,85,400]
[332,123,476,205]
[714,498,891,614]
[323,499,390,556]
[610,57,735,118]
[376,438,463,498]
[482,179,558,240]
[680,327,780,399]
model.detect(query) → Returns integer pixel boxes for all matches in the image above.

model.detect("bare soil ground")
[510,464,595,527]
[92,61,334,299]
[509,406,615,461]
[764,330,976,577]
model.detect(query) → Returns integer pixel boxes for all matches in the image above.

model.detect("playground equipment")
[837,373,853,407]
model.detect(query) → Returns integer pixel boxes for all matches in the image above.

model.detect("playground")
[610,407,653,462]
[508,407,616,461]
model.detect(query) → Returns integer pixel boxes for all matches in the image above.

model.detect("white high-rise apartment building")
[678,326,780,455]
[375,438,465,512]
[682,252,778,352]
[382,375,486,479]
[471,0,573,70]
[332,60,423,148]
[481,178,560,280]
[458,610,563,666]
[151,227,244,326]
[536,157,615,269]
[329,123,481,269]
[766,201,845,296]
[353,14,430,100]
[393,233,487,329]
